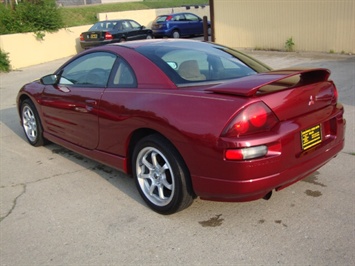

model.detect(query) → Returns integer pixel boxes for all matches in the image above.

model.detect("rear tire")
[132,134,194,214]
[172,30,180,39]
[21,99,46,147]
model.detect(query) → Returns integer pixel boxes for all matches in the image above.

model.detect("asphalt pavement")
[0,48,354,265]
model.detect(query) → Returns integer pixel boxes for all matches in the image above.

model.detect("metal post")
[209,0,215,42]
[203,16,209,42]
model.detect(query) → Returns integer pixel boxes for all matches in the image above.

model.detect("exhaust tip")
[263,191,272,200]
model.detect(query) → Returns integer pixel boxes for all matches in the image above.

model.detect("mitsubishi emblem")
[308,95,315,106]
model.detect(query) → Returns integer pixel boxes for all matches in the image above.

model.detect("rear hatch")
[207,68,337,120]
[152,15,169,29]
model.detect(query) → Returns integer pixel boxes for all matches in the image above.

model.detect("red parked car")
[16,40,345,214]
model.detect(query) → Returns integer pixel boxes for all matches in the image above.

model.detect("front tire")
[132,134,194,214]
[21,99,45,146]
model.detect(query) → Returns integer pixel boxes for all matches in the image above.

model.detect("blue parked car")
[152,12,211,38]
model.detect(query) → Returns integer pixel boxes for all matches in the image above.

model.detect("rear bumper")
[80,40,114,49]
[193,138,344,202]
[152,29,171,38]
[190,106,346,202]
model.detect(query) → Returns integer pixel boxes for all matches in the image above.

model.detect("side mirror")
[40,74,58,85]
[141,26,146,30]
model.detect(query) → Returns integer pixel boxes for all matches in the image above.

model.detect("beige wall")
[0,26,88,70]
[0,6,209,70]
[213,0,355,53]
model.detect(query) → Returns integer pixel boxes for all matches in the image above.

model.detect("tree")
[0,0,64,34]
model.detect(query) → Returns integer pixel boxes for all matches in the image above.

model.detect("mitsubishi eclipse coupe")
[16,39,345,214]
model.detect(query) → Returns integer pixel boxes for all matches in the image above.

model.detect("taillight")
[331,84,338,104]
[105,32,113,40]
[222,102,278,137]
[225,145,268,160]
[225,142,281,161]
[80,34,84,41]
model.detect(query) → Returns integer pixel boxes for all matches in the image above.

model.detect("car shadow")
[1,106,24,138]
[0,106,145,208]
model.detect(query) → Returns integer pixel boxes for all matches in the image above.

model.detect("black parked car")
[80,19,153,49]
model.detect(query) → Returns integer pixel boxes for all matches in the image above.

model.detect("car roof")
[157,12,196,17]
[110,39,209,49]
[94,19,131,23]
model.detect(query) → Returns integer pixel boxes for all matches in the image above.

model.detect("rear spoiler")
[206,68,331,97]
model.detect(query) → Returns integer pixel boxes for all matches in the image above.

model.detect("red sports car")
[16,40,345,214]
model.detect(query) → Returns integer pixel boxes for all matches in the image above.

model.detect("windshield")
[135,41,271,86]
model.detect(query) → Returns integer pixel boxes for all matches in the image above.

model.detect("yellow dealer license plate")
[301,124,322,150]
[90,34,98,39]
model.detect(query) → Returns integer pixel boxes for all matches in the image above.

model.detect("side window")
[59,52,116,87]
[129,20,141,29]
[122,21,132,30]
[185,14,199,22]
[172,15,185,21]
[115,21,123,30]
[110,59,137,88]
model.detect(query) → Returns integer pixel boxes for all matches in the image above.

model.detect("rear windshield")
[155,16,168,23]
[89,21,118,31]
[135,41,271,86]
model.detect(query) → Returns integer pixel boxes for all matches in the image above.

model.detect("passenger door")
[185,13,203,35]
[41,52,117,149]
[97,57,138,155]
[129,20,148,40]
[171,14,189,36]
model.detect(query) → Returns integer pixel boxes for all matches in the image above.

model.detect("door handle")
[85,100,97,106]
[85,100,97,112]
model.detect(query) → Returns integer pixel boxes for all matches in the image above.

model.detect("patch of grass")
[60,0,209,27]
[0,49,11,72]
[254,47,282,52]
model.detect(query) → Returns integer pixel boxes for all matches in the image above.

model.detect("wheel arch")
[126,128,177,174]
[18,96,47,146]
[125,127,196,197]
[119,35,127,42]
[17,94,32,118]
[170,28,181,37]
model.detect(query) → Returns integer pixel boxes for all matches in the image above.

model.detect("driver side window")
[59,52,117,87]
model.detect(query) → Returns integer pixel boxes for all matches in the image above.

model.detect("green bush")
[285,37,295,52]
[0,0,64,35]
[0,49,11,72]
